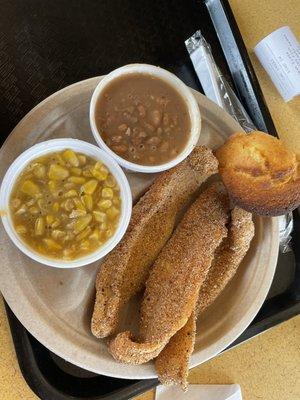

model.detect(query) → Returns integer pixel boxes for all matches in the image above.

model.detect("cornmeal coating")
[155,207,254,388]
[91,146,218,338]
[108,183,229,364]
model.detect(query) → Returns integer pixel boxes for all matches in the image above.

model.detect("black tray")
[1,0,299,399]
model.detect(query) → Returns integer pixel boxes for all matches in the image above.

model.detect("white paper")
[156,384,242,400]
[254,26,300,102]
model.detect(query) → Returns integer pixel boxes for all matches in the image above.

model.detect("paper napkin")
[155,384,242,400]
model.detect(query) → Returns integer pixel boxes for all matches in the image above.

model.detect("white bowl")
[90,64,201,173]
[0,138,132,268]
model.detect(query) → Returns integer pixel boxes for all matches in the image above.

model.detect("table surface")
[1,0,300,399]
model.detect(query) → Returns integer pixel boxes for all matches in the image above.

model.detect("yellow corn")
[63,149,79,167]
[64,189,77,198]
[82,194,93,211]
[101,187,114,199]
[68,176,86,184]
[82,168,93,177]
[105,175,116,188]
[81,179,98,195]
[16,225,27,234]
[21,180,40,197]
[51,230,65,240]
[69,209,86,218]
[52,202,60,212]
[48,164,69,180]
[35,217,45,235]
[76,227,92,241]
[70,167,82,176]
[43,238,62,250]
[29,206,39,215]
[73,197,86,211]
[78,155,86,165]
[93,210,107,222]
[33,164,46,179]
[89,229,99,241]
[55,154,66,166]
[63,199,74,211]
[97,199,112,210]
[74,214,92,232]
[91,168,108,181]
[106,206,120,220]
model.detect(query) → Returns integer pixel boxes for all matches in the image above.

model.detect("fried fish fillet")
[91,146,218,338]
[155,312,196,390]
[155,207,254,388]
[108,183,229,364]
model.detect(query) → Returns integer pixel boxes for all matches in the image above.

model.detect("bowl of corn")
[0,138,132,268]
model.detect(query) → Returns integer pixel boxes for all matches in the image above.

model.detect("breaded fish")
[91,146,218,338]
[108,183,229,364]
[155,207,254,388]
[155,312,196,390]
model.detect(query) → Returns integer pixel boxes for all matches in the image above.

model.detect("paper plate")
[0,77,279,379]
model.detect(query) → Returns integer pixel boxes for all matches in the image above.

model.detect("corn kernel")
[46,214,54,225]
[81,179,98,195]
[80,240,89,250]
[55,154,66,166]
[101,187,114,199]
[43,238,62,250]
[33,164,46,179]
[48,180,56,192]
[91,168,108,181]
[68,176,86,184]
[29,206,39,215]
[21,180,40,197]
[78,155,86,165]
[82,194,93,211]
[93,210,107,222]
[73,197,86,211]
[74,214,92,232]
[48,164,69,180]
[105,175,116,188]
[76,227,92,241]
[89,229,99,241]
[51,230,65,240]
[97,199,112,210]
[69,209,86,218]
[82,168,92,177]
[52,202,60,212]
[64,189,77,198]
[70,167,82,176]
[106,206,120,220]
[35,217,45,235]
[16,225,27,234]
[63,149,79,167]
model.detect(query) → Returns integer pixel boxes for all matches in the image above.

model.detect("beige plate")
[0,77,279,379]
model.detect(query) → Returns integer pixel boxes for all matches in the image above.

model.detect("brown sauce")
[95,73,191,166]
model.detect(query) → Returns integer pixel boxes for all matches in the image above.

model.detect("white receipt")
[155,384,242,400]
[254,26,300,102]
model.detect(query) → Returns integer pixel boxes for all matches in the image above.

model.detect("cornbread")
[108,183,229,364]
[91,146,218,339]
[216,131,300,216]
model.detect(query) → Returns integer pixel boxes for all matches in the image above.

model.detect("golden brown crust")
[91,146,218,338]
[216,131,300,216]
[155,311,196,390]
[108,183,229,364]
[155,206,254,388]
[197,207,254,312]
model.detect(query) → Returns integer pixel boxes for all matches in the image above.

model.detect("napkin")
[155,384,242,400]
